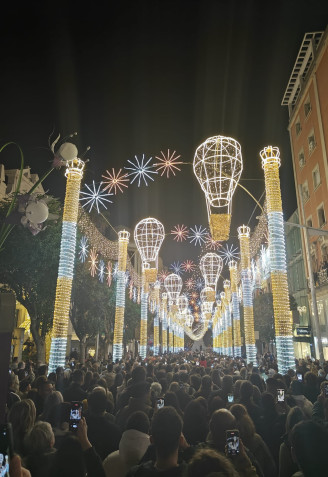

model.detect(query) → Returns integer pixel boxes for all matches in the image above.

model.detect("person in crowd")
[289,381,313,419]
[28,376,53,416]
[186,448,240,477]
[239,381,263,433]
[279,406,304,477]
[194,375,212,401]
[8,399,36,457]
[303,371,319,404]
[103,411,150,477]
[183,399,208,445]
[312,380,328,424]
[260,392,286,466]
[47,401,71,449]
[163,391,184,418]
[38,390,63,422]
[63,369,87,402]
[126,406,188,476]
[24,421,57,477]
[115,381,153,432]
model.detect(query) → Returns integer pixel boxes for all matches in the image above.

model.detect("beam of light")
[171,224,189,242]
[154,149,183,178]
[80,180,113,213]
[219,243,240,264]
[102,168,129,194]
[188,225,207,246]
[125,154,157,187]
[78,235,89,263]
[181,260,195,273]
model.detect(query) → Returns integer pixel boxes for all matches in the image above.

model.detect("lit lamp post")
[49,153,85,373]
[238,225,257,364]
[113,230,130,362]
[260,146,295,373]
[229,260,242,357]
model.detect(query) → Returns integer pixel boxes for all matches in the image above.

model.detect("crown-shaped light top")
[162,292,167,299]
[118,230,130,241]
[223,279,230,288]
[260,146,281,168]
[229,260,237,269]
[237,224,250,238]
[65,157,85,178]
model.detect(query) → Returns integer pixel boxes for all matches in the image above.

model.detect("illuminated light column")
[224,280,233,356]
[161,293,168,353]
[164,273,182,354]
[229,260,241,357]
[238,225,257,364]
[260,146,295,373]
[153,281,160,355]
[220,292,228,355]
[49,156,85,372]
[140,269,149,359]
[113,230,130,362]
[168,310,173,353]
[178,295,188,353]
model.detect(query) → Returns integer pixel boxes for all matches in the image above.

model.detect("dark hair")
[201,375,212,391]
[183,400,208,445]
[187,448,237,477]
[126,411,150,434]
[72,370,84,384]
[190,374,201,391]
[151,407,182,458]
[131,366,146,383]
[240,380,253,400]
[88,388,108,414]
[290,420,327,476]
[50,435,85,477]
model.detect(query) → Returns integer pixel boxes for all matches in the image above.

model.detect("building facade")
[282,28,328,359]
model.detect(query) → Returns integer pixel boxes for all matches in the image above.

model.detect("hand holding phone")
[156,398,164,409]
[277,389,285,402]
[227,393,234,403]
[69,402,83,432]
[0,424,13,477]
[226,429,240,456]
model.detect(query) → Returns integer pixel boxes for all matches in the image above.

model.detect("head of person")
[240,380,253,401]
[285,406,305,440]
[87,387,108,415]
[50,435,85,477]
[168,381,180,394]
[71,369,84,385]
[221,375,233,393]
[35,376,53,399]
[187,448,238,477]
[131,365,146,384]
[190,374,201,392]
[291,420,327,476]
[150,382,162,399]
[230,404,255,447]
[183,399,208,445]
[201,375,212,392]
[8,399,36,443]
[130,381,150,400]
[24,421,55,454]
[291,380,304,396]
[48,402,71,429]
[209,395,225,417]
[209,409,236,452]
[164,391,182,413]
[150,406,183,460]
[126,411,150,434]
[304,371,317,387]
[41,391,63,420]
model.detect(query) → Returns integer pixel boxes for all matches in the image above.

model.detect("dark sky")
[1,0,328,267]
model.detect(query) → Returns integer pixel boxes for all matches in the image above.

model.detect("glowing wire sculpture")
[80,181,113,213]
[219,243,240,264]
[229,260,241,357]
[49,152,85,373]
[260,146,295,373]
[79,236,89,263]
[154,149,183,178]
[188,225,207,246]
[89,248,98,277]
[134,218,165,358]
[200,286,215,322]
[238,225,257,364]
[185,278,195,290]
[181,260,195,273]
[171,224,189,242]
[205,234,222,251]
[102,168,129,194]
[164,273,183,303]
[125,154,157,187]
[193,135,243,241]
[170,261,183,275]
[113,230,130,361]
[199,253,223,292]
[98,259,105,283]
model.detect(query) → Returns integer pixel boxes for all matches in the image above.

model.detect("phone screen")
[226,430,240,455]
[196,361,199,366]
[227,394,234,403]
[0,424,13,477]
[156,398,164,409]
[297,373,303,382]
[69,402,82,431]
[277,389,285,402]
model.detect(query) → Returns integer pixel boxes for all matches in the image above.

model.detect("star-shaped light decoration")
[205,234,222,251]
[219,243,240,264]
[154,149,183,178]
[170,261,183,275]
[80,181,113,213]
[158,270,169,282]
[89,248,98,277]
[171,224,189,242]
[188,225,207,246]
[79,236,89,263]
[98,259,105,283]
[102,168,129,194]
[181,260,195,273]
[125,154,157,187]
[185,278,195,290]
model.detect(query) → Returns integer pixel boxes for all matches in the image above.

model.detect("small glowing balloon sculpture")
[194,135,243,241]
[238,225,257,364]
[49,147,85,372]
[113,230,130,362]
[200,253,223,294]
[229,260,242,357]
[134,218,165,359]
[260,146,295,373]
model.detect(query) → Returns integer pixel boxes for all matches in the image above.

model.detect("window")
[304,97,312,117]
[312,164,321,189]
[302,180,309,202]
[295,117,302,136]
[317,204,326,228]
[307,216,313,228]
[298,149,305,168]
[308,130,316,155]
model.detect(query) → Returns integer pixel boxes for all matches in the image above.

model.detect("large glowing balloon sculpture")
[194,136,243,241]
[134,218,165,358]
[238,225,257,363]
[260,146,295,373]
[164,273,182,353]
[49,145,85,372]
[113,230,130,362]
[200,253,223,292]
[229,260,242,357]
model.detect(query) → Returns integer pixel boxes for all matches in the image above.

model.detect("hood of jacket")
[119,429,150,466]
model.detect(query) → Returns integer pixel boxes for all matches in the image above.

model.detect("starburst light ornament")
[79,236,89,263]
[220,243,240,264]
[98,259,105,283]
[89,248,98,277]
[171,224,189,242]
[205,234,222,251]
[185,278,195,290]
[154,149,183,178]
[170,261,183,275]
[193,135,243,241]
[125,154,157,187]
[102,168,129,194]
[80,181,113,213]
[188,225,207,246]
[181,260,195,273]
[158,270,169,282]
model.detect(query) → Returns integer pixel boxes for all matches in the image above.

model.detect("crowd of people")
[4,351,328,477]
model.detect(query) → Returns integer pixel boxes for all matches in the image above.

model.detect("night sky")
[1,0,328,268]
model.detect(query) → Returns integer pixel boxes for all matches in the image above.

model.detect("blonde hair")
[25,421,54,454]
[8,399,36,453]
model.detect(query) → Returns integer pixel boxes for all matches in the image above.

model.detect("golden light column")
[161,293,168,353]
[260,146,295,373]
[229,260,242,357]
[153,281,160,355]
[238,225,257,363]
[49,156,85,372]
[113,230,130,362]
[224,280,233,356]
